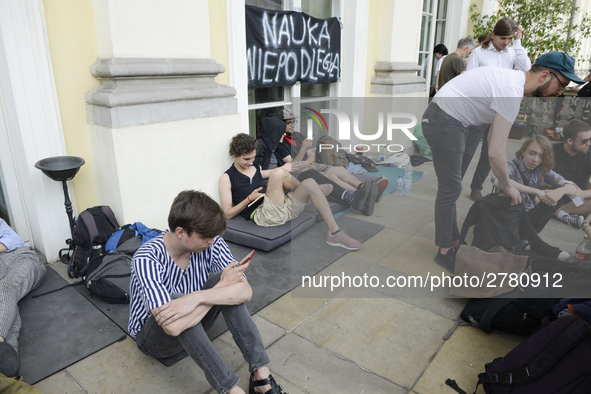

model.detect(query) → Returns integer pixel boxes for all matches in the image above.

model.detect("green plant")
[470,0,591,67]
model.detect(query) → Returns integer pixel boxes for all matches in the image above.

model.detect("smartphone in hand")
[236,250,255,267]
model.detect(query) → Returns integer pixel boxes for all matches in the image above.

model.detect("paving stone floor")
[33,138,583,393]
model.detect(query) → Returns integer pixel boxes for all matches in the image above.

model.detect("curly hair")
[515,134,554,179]
[229,133,258,157]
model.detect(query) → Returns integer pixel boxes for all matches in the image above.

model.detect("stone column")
[370,0,425,95]
[86,0,240,229]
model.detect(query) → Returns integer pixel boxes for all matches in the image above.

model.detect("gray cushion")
[223,211,318,251]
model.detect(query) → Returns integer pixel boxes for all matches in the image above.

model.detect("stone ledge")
[86,57,237,128]
[370,61,426,95]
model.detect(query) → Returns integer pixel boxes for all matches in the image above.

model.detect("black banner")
[245,5,341,89]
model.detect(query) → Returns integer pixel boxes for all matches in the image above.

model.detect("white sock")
[557,210,568,220]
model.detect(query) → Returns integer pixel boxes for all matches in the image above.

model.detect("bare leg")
[265,168,299,203]
[554,199,591,217]
[292,178,340,233]
[325,167,361,192]
[554,189,591,217]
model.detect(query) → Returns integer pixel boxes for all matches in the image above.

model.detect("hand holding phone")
[235,250,255,267]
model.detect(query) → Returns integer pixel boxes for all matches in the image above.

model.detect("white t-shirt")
[466,39,531,72]
[436,56,446,74]
[433,67,525,127]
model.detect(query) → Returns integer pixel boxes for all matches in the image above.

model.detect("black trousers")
[297,169,348,204]
[527,195,570,233]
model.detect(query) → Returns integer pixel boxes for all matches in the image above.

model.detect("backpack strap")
[483,318,591,388]
[78,210,99,246]
[99,205,119,229]
[31,280,84,299]
[445,379,469,394]
[478,298,514,332]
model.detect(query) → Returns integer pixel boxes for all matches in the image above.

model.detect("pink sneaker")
[375,176,389,202]
[326,230,362,250]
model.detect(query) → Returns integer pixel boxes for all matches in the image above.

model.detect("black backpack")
[460,297,559,335]
[448,315,591,394]
[68,206,119,278]
[83,235,143,303]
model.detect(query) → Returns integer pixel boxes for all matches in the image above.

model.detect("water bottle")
[575,234,591,261]
[395,175,403,196]
[403,164,413,194]
[378,147,386,162]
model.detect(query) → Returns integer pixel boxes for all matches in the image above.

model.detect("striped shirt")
[128,232,235,337]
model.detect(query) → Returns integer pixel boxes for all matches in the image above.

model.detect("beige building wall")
[42,0,100,210]
[210,0,230,86]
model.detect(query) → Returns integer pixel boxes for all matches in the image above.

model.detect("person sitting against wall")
[492,135,575,260]
[256,113,379,214]
[220,133,363,250]
[0,218,46,377]
[272,109,388,214]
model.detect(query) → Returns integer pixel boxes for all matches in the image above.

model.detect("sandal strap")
[251,374,287,394]
[252,374,275,387]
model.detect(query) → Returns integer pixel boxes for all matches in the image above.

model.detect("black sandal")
[249,373,287,394]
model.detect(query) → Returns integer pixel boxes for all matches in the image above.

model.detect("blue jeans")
[422,103,469,248]
[135,272,270,394]
[461,124,491,191]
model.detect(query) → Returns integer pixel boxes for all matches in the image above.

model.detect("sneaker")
[318,183,333,197]
[361,179,379,216]
[0,341,20,378]
[326,230,362,250]
[470,189,483,201]
[352,181,370,211]
[562,213,584,228]
[375,176,389,202]
[434,247,456,272]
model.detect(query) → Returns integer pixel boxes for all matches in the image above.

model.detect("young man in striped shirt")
[128,191,285,394]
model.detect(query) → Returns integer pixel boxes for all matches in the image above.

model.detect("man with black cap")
[422,51,585,270]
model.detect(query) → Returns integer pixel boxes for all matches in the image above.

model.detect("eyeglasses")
[285,119,297,125]
[549,71,568,91]
[575,138,591,145]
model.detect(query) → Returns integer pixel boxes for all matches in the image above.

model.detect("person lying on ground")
[128,190,287,394]
[0,219,46,378]
[220,133,362,250]
[552,119,591,227]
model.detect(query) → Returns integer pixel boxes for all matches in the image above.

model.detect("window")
[246,0,339,138]
[418,0,448,91]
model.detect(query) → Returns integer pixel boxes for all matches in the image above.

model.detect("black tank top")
[225,164,267,220]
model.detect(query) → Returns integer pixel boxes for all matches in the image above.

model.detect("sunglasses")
[285,119,297,125]
[575,138,591,145]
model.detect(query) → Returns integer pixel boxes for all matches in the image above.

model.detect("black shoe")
[249,373,287,394]
[0,341,20,378]
[352,181,370,211]
[361,179,379,216]
[434,247,456,272]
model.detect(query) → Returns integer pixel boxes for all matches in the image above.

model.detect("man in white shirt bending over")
[422,51,585,271]
[462,18,531,201]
